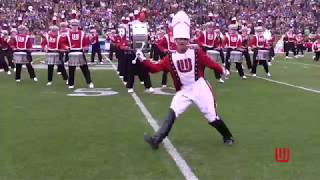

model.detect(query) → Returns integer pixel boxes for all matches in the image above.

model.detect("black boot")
[144,109,176,150]
[209,118,234,145]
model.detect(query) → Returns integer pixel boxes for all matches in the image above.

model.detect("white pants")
[170,78,218,122]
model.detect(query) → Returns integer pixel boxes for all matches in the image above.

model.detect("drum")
[207,50,221,62]
[13,52,29,64]
[68,52,86,66]
[256,49,270,61]
[45,52,61,65]
[229,51,243,63]
[131,22,148,49]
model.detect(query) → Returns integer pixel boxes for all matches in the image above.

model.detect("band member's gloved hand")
[189,44,200,49]
[136,50,146,61]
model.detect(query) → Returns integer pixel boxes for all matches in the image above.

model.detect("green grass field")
[1,53,320,180]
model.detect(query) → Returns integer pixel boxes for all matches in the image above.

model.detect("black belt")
[69,50,83,52]
[47,50,60,53]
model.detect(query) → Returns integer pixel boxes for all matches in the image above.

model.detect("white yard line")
[253,75,320,94]
[275,60,320,68]
[231,70,320,94]
[105,56,198,180]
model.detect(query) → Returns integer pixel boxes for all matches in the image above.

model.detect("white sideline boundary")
[104,55,198,180]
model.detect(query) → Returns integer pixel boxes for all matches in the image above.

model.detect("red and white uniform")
[142,48,223,121]
[9,34,33,50]
[266,36,275,47]
[118,36,129,50]
[249,33,270,48]
[312,40,320,52]
[157,31,176,52]
[241,31,250,48]
[0,35,10,51]
[296,34,304,45]
[89,32,99,45]
[41,32,66,51]
[66,30,89,51]
[285,31,296,43]
[150,33,156,44]
[197,30,216,47]
[223,33,242,49]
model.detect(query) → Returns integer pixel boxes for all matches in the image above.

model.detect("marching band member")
[156,25,176,88]
[66,19,94,89]
[249,26,271,77]
[312,35,320,62]
[0,30,12,75]
[139,11,234,150]
[213,24,225,64]
[41,25,68,85]
[106,29,119,62]
[284,28,297,59]
[265,28,275,65]
[196,22,224,83]
[149,30,158,60]
[59,22,70,64]
[296,31,305,57]
[240,27,252,70]
[125,12,153,93]
[117,25,129,81]
[89,28,103,64]
[9,25,37,82]
[224,24,246,79]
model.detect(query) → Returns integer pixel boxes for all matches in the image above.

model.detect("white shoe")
[119,76,124,79]
[218,78,224,84]
[116,71,120,75]
[252,74,257,77]
[13,68,16,72]
[241,75,247,80]
[88,82,94,88]
[267,62,272,66]
[46,82,52,86]
[0,69,4,72]
[124,82,127,85]
[148,87,154,93]
[57,72,62,75]
[225,69,230,76]
[272,57,275,61]
[295,55,298,58]
[16,79,21,82]
[100,62,104,64]
[140,81,145,85]
[68,85,74,89]
[267,73,271,77]
[65,80,69,85]
[7,71,11,75]
[128,88,134,93]
[161,85,167,88]
[33,77,38,82]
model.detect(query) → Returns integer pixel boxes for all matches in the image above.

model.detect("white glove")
[136,50,146,62]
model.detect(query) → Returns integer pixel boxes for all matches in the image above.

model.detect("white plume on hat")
[172,11,191,39]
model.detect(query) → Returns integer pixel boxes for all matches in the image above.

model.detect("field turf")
[0,53,319,180]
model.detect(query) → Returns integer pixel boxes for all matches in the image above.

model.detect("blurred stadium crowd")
[0,0,319,35]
